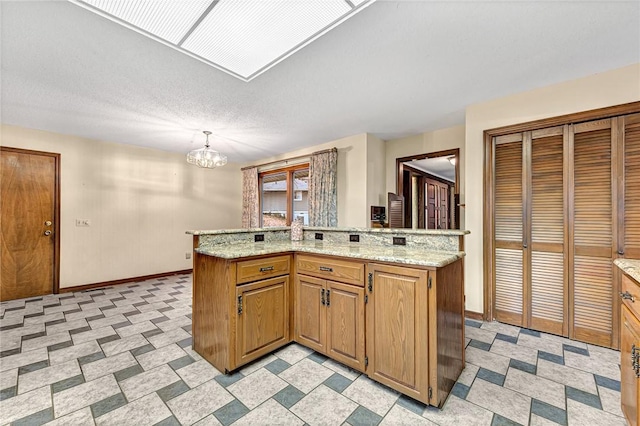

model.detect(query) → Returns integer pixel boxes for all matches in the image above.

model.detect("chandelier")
[187,131,228,168]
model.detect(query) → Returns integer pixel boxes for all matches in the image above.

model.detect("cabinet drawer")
[296,254,365,286]
[236,255,291,284]
[622,274,640,318]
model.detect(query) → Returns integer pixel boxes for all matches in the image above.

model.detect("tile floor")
[0,274,627,426]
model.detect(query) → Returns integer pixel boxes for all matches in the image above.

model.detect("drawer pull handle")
[620,291,636,302]
[319,266,333,272]
[259,266,274,273]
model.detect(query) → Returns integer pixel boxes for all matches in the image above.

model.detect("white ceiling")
[1,1,639,163]
[405,157,455,182]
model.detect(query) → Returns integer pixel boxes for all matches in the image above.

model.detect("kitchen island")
[187,226,468,407]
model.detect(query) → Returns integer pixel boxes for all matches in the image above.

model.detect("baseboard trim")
[465,310,484,321]
[59,269,193,293]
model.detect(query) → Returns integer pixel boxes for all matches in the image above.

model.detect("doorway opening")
[395,148,460,230]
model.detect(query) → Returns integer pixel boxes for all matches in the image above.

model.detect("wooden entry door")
[425,178,450,230]
[1,147,60,301]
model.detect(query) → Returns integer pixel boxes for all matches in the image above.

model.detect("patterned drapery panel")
[309,148,338,226]
[241,167,259,228]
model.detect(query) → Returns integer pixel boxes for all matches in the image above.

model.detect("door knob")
[44,230,51,236]
[44,221,52,226]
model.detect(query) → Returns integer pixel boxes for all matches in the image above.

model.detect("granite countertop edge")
[195,242,465,268]
[187,227,469,236]
[614,259,640,283]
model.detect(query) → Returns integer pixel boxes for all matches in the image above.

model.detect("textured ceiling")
[1,1,639,162]
[406,157,455,182]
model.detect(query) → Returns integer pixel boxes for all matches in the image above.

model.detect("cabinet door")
[236,276,289,366]
[366,264,430,403]
[621,304,640,426]
[295,274,326,353]
[326,280,365,371]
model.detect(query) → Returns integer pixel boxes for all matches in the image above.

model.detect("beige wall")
[384,125,466,228]
[249,134,369,227]
[366,134,386,223]
[464,63,640,313]
[1,125,242,288]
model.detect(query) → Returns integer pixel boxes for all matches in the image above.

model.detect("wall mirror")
[393,148,460,229]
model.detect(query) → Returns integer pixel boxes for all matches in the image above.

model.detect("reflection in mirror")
[394,149,460,230]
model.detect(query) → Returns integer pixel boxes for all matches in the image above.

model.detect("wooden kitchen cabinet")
[192,253,292,373]
[295,274,326,353]
[295,255,366,371]
[366,260,464,406]
[236,275,289,366]
[621,272,640,426]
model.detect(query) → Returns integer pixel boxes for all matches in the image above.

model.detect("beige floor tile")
[228,368,289,409]
[278,358,333,393]
[422,395,493,426]
[342,375,399,417]
[167,380,234,425]
[380,405,437,426]
[232,399,304,426]
[466,378,531,425]
[291,385,357,426]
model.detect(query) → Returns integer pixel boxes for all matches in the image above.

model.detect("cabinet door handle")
[319,266,333,272]
[620,291,636,302]
[326,290,330,306]
[321,289,325,306]
[259,266,274,272]
[633,345,640,378]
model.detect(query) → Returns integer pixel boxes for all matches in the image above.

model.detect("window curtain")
[309,148,338,226]
[242,167,259,228]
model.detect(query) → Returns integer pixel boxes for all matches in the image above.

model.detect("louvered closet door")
[571,120,616,347]
[493,135,524,326]
[529,127,566,335]
[623,113,640,259]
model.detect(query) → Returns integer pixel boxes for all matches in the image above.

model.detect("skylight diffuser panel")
[182,0,350,79]
[79,0,214,44]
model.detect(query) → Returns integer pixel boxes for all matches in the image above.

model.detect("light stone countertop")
[195,240,464,268]
[187,226,469,236]
[614,259,640,283]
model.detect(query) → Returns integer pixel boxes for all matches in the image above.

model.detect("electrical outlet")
[393,237,406,246]
[254,234,265,242]
[185,252,192,260]
[349,234,360,242]
[75,219,91,227]
[315,233,323,240]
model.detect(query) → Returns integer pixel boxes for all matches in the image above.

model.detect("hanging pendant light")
[187,131,228,168]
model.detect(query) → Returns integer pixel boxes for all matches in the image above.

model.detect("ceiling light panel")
[181,1,351,79]
[78,0,214,44]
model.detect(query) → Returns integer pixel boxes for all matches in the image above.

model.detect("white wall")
[366,134,386,222]
[464,63,640,313]
[384,125,465,228]
[1,125,242,288]
[248,133,370,227]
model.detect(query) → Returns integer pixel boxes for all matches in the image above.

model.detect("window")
[260,165,309,227]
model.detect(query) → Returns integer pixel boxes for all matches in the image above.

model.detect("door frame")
[1,146,61,295]
[483,101,640,322]
[396,148,460,229]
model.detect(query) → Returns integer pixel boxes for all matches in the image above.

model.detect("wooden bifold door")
[489,110,640,348]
